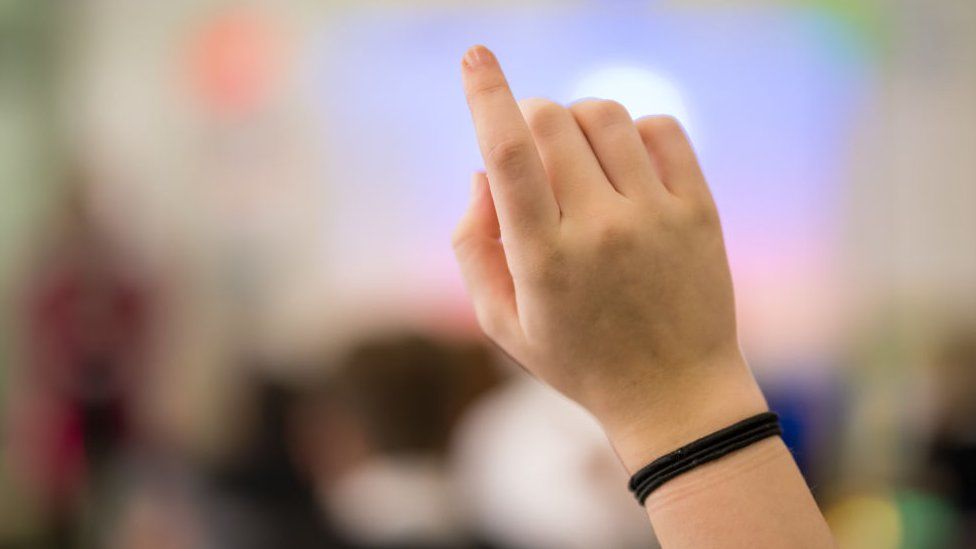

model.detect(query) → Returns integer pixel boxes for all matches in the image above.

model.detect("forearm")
[600,358,835,548]
[604,357,833,548]
[646,437,834,548]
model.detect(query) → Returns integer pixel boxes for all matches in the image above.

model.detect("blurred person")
[311,334,501,548]
[108,471,207,549]
[923,323,976,544]
[452,377,655,549]
[199,374,354,549]
[7,175,157,547]
[452,46,835,547]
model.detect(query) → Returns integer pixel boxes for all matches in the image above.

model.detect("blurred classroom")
[1,0,975,547]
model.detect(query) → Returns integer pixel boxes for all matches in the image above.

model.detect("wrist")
[591,354,769,474]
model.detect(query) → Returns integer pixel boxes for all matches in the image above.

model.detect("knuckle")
[450,225,472,252]
[477,309,505,340]
[486,138,533,177]
[452,233,498,264]
[691,200,721,228]
[644,115,686,140]
[467,80,508,102]
[592,220,637,253]
[475,306,513,343]
[522,99,568,138]
[452,219,496,257]
[575,99,631,129]
[522,245,567,288]
[671,199,719,230]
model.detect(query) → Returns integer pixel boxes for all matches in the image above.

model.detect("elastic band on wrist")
[627,411,782,505]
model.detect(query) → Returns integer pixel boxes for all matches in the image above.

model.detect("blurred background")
[1,0,974,547]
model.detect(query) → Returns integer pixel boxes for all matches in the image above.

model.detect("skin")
[453,45,836,547]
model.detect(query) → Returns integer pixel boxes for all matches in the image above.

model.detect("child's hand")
[453,46,767,470]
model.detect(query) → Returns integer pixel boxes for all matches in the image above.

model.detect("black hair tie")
[628,411,782,505]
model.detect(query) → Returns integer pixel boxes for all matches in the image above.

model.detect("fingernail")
[463,45,492,68]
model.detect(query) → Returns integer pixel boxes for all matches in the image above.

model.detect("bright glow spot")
[570,66,695,140]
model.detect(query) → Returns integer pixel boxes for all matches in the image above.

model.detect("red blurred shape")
[186,7,283,117]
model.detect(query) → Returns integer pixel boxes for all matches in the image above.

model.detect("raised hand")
[453,45,768,469]
[452,45,835,548]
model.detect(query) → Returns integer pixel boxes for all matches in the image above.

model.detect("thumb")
[452,172,519,342]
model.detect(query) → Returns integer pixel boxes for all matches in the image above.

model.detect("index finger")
[462,45,558,240]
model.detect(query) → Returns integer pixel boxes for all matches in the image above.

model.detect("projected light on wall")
[569,66,695,140]
[309,9,870,347]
